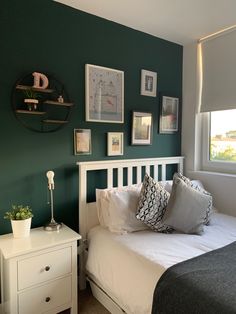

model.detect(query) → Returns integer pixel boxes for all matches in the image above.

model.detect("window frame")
[202,112,236,174]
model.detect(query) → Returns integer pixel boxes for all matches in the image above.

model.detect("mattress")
[86,213,236,314]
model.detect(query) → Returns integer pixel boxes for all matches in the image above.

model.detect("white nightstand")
[0,225,81,314]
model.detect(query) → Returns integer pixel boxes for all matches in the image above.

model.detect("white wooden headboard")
[77,156,184,242]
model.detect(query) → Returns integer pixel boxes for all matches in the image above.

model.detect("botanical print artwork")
[74,129,91,155]
[86,65,124,123]
[76,132,90,153]
[107,132,123,156]
[112,135,120,152]
[160,96,179,133]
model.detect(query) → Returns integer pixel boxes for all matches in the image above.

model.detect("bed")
[77,156,236,314]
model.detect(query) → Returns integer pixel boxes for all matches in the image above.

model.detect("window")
[210,110,236,162]
[199,29,236,173]
[202,110,236,174]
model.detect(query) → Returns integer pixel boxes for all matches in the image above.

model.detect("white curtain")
[200,28,236,113]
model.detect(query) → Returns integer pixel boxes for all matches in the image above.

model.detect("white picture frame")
[131,111,152,145]
[74,129,92,155]
[140,69,157,97]
[107,132,124,156]
[85,64,124,123]
[159,96,179,134]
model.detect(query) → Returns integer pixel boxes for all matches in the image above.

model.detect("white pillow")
[96,184,147,234]
[159,180,173,193]
[96,189,111,227]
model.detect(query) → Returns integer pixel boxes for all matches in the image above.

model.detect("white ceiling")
[54,0,236,45]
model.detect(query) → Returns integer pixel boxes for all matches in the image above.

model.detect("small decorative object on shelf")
[4,204,33,238]
[23,88,40,111]
[44,170,62,231]
[12,71,74,132]
[58,95,64,103]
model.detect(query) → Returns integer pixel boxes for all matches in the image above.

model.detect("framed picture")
[85,64,124,123]
[159,96,179,134]
[107,132,124,156]
[74,129,91,155]
[131,111,152,145]
[140,69,157,97]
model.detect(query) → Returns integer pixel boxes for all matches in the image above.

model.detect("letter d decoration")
[33,72,49,89]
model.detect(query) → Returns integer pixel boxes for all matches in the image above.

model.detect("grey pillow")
[174,173,213,225]
[136,174,173,233]
[162,176,211,234]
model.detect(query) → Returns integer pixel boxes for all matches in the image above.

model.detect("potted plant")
[4,205,33,238]
[23,89,40,111]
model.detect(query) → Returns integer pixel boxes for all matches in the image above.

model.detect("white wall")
[182,43,236,216]
[182,43,198,172]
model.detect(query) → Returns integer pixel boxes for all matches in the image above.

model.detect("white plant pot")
[11,218,32,238]
[24,99,38,104]
[24,98,39,111]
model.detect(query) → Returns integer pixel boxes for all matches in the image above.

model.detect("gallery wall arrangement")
[0,0,182,234]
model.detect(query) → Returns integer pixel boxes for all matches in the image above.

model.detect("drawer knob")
[45,266,50,271]
[45,297,51,303]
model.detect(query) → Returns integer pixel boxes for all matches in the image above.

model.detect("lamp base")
[44,221,62,231]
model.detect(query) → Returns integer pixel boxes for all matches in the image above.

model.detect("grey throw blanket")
[152,241,236,314]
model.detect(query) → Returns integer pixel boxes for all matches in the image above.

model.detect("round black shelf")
[12,72,74,133]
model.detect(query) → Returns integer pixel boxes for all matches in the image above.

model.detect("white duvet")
[86,213,236,314]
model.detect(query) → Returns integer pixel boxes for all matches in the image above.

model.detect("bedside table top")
[0,224,81,259]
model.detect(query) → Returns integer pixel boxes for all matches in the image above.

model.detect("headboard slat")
[137,166,142,183]
[153,164,159,181]
[128,167,132,186]
[161,164,166,181]
[118,167,123,187]
[145,165,151,176]
[107,168,113,188]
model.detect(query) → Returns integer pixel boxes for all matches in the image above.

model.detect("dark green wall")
[0,0,182,234]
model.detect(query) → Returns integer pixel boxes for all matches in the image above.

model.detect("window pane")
[210,110,236,162]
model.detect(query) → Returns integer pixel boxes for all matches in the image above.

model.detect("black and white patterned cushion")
[136,174,173,233]
[174,173,212,225]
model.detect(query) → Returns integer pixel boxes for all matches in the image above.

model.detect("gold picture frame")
[74,129,91,155]
[131,111,152,145]
[107,132,124,156]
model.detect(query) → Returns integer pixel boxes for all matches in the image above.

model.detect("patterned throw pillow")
[136,174,173,233]
[174,173,213,225]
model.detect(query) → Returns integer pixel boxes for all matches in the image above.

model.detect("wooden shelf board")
[44,100,74,107]
[16,85,54,93]
[42,119,68,124]
[16,110,46,115]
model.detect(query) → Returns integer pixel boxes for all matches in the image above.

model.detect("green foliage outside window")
[210,144,236,162]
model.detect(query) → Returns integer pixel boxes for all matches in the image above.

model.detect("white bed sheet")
[86,213,236,314]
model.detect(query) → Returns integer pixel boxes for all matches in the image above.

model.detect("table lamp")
[44,170,62,231]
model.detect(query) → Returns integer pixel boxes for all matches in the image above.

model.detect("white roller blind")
[200,28,236,112]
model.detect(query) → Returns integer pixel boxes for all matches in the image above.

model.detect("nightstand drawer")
[18,246,71,290]
[18,275,71,314]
